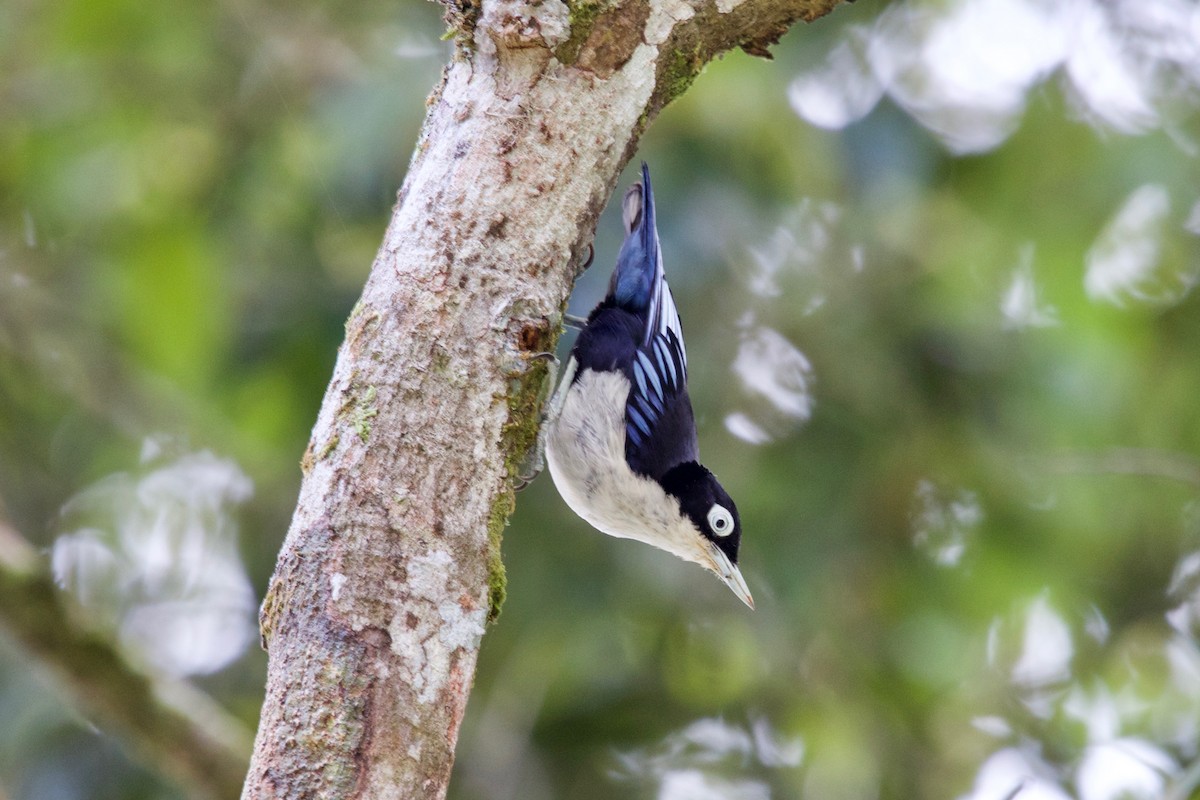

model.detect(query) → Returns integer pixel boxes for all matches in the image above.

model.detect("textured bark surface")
[242,1,843,798]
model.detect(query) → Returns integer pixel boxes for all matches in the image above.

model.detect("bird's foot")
[576,241,595,276]
[514,355,576,492]
[513,354,558,491]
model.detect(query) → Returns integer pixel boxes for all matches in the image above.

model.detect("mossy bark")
[241,1,844,798]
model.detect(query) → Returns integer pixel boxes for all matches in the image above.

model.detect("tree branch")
[0,520,252,800]
[241,1,843,797]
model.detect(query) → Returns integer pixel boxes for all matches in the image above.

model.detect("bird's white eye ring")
[707,504,734,537]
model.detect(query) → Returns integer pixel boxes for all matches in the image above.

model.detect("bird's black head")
[659,461,742,564]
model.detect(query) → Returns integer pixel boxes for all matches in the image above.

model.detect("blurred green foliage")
[3,0,1200,798]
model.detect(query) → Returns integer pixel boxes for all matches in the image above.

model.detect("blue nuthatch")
[544,163,753,608]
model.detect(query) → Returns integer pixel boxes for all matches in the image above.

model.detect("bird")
[544,163,753,609]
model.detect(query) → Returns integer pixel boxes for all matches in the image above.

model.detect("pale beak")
[707,544,755,609]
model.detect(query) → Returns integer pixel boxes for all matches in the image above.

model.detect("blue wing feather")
[611,164,689,367]
[622,326,695,477]
[635,352,664,409]
[627,403,651,444]
[572,163,698,478]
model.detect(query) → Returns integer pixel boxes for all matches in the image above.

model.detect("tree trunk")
[241,1,843,797]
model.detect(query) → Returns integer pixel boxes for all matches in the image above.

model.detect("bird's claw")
[513,354,562,491]
[578,241,595,275]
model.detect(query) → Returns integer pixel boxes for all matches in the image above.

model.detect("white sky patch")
[23,209,37,248]
[53,447,256,677]
[971,716,1013,738]
[732,327,814,421]
[1166,636,1200,696]
[752,716,805,768]
[1076,739,1177,800]
[1001,244,1060,329]
[657,770,768,800]
[1184,199,1200,235]
[1062,684,1134,743]
[1011,594,1074,688]
[1083,605,1110,644]
[615,717,803,798]
[917,0,1067,110]
[865,0,1070,153]
[1064,2,1159,133]
[790,0,1200,151]
[958,748,1072,800]
[742,200,841,300]
[1168,550,1200,596]
[724,412,772,445]
[726,325,815,446]
[677,718,754,759]
[788,29,883,129]
[1166,550,1200,638]
[1085,184,1178,306]
[911,479,982,567]
[745,227,795,299]
[1157,637,1200,757]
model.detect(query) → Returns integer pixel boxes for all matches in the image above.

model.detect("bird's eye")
[707,504,734,537]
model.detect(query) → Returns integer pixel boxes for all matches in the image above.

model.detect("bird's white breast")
[545,368,706,567]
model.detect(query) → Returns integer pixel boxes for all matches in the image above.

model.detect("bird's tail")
[609,162,662,313]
